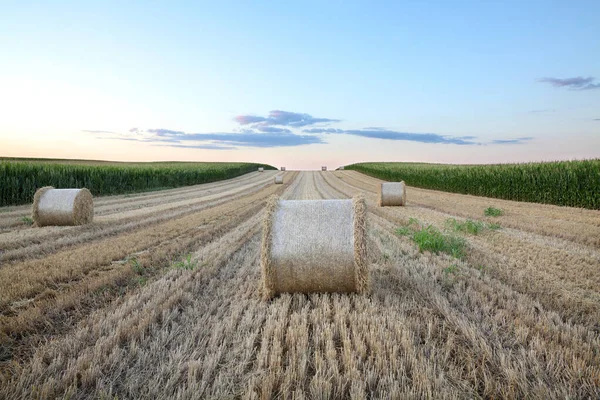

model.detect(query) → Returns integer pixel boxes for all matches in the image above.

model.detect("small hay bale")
[32,186,94,227]
[274,175,283,184]
[281,167,286,171]
[379,181,407,206]
[321,166,327,171]
[339,166,345,170]
[261,195,368,299]
[258,167,264,172]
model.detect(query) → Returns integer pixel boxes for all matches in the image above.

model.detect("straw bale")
[321,166,327,171]
[32,187,94,226]
[261,195,368,299]
[339,166,345,170]
[379,181,407,206]
[258,167,264,172]
[274,175,283,184]
[281,167,286,171]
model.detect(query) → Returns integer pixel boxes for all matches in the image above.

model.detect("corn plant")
[347,160,600,209]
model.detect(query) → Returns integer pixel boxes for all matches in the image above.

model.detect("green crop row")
[346,160,600,209]
[0,158,275,207]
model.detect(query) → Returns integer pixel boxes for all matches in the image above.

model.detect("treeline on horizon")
[0,158,275,207]
[346,159,600,210]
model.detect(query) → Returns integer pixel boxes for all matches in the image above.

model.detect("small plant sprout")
[21,216,33,225]
[475,264,487,277]
[446,218,486,235]
[443,264,459,275]
[488,223,501,230]
[484,206,504,217]
[129,257,144,275]
[173,254,198,270]
[395,226,411,236]
[408,217,419,226]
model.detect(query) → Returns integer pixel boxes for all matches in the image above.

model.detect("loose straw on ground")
[261,195,368,299]
[379,181,407,206]
[32,187,94,227]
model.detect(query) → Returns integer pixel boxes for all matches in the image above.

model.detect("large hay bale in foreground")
[321,166,327,171]
[379,181,407,206]
[281,167,286,171]
[258,167,264,172]
[274,175,283,184]
[261,195,368,299]
[32,187,94,226]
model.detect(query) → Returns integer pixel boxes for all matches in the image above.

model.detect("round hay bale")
[258,167,264,172]
[32,187,94,227]
[379,181,407,206]
[261,195,368,299]
[281,167,286,171]
[321,166,327,171]
[274,175,283,184]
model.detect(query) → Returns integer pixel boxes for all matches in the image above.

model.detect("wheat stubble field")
[1,170,599,399]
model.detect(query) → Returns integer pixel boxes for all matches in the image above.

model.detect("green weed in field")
[173,254,198,270]
[484,206,503,217]
[446,218,486,235]
[411,225,467,259]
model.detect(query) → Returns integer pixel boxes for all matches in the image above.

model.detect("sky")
[0,0,599,170]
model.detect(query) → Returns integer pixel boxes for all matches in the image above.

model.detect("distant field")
[346,160,600,209]
[0,158,275,206]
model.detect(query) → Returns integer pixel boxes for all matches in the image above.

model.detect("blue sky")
[0,1,598,168]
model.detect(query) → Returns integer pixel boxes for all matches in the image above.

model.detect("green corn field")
[346,160,600,209]
[0,158,275,207]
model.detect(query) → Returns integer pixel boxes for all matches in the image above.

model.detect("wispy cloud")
[85,108,537,150]
[235,110,340,127]
[147,128,186,136]
[154,144,237,150]
[303,127,480,145]
[491,137,534,145]
[88,127,324,149]
[594,118,600,121]
[175,131,324,147]
[539,76,600,90]
[255,126,293,134]
[234,115,268,125]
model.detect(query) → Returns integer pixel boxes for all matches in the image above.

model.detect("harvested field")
[1,170,600,399]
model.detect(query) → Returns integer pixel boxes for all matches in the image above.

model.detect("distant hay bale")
[281,167,286,171]
[261,195,368,299]
[321,166,327,171]
[379,181,407,206]
[32,187,94,227]
[258,167,264,172]
[274,175,283,184]
[339,166,345,170]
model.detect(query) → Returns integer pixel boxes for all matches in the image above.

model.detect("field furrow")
[0,172,280,263]
[1,170,599,399]
[0,172,297,381]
